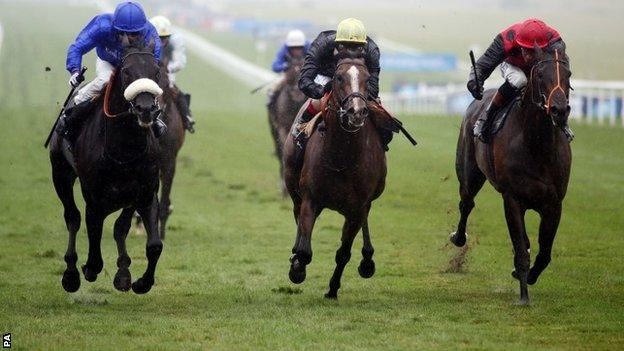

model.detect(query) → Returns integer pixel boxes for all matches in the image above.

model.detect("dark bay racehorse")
[268,52,306,195]
[49,38,164,294]
[283,56,396,298]
[450,48,572,304]
[135,64,186,239]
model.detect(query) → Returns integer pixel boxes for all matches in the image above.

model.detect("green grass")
[1,2,624,350]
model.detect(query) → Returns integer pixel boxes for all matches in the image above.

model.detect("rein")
[527,49,569,115]
[103,51,157,118]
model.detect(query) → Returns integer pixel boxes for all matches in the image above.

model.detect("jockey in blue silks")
[266,29,310,107]
[59,1,165,144]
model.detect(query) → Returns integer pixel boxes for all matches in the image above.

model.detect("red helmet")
[516,19,551,49]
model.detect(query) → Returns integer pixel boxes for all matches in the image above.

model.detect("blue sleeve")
[145,23,162,62]
[66,16,104,73]
[271,44,288,73]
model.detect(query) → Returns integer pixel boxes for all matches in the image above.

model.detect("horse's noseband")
[337,91,369,132]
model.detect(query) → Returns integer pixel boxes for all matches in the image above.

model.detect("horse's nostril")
[362,108,369,116]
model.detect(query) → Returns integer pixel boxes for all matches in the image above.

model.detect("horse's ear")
[121,33,130,48]
[147,38,155,52]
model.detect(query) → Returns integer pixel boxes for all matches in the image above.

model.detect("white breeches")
[500,61,527,89]
[74,57,114,105]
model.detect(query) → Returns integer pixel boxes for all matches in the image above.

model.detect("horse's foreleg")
[132,194,163,294]
[358,208,375,279]
[325,214,364,299]
[450,132,486,247]
[289,197,319,284]
[158,159,176,239]
[503,194,530,305]
[52,159,81,292]
[82,207,104,282]
[113,207,134,291]
[528,203,562,285]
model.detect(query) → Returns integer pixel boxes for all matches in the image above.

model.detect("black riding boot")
[562,123,575,142]
[473,90,506,143]
[57,100,92,147]
[176,92,195,133]
[379,128,394,152]
[152,118,167,138]
[293,107,316,165]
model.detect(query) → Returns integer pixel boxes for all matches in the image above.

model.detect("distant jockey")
[59,1,165,145]
[267,29,311,108]
[150,15,195,133]
[468,18,574,142]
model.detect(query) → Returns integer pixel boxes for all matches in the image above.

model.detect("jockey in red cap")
[468,18,574,142]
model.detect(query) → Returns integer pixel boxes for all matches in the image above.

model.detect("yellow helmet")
[335,18,367,44]
[150,15,172,37]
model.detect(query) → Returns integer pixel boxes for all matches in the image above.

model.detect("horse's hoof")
[62,268,81,293]
[516,297,531,306]
[527,270,539,285]
[131,277,154,294]
[288,259,306,284]
[324,291,338,299]
[358,259,375,278]
[82,264,100,282]
[449,232,467,247]
[113,269,132,292]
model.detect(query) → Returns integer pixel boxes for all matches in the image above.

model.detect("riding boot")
[175,91,195,133]
[561,123,575,142]
[152,118,167,138]
[379,128,393,151]
[293,106,317,166]
[474,91,505,143]
[57,100,92,147]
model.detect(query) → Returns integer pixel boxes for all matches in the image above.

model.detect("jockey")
[293,18,391,158]
[468,18,574,142]
[267,29,311,108]
[59,1,164,145]
[150,15,195,133]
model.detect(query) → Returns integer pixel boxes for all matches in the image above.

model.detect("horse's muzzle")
[131,92,161,128]
[549,104,570,127]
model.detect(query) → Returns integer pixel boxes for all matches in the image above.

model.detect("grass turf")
[0,2,623,350]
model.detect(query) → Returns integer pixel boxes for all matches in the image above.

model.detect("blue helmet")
[112,1,147,33]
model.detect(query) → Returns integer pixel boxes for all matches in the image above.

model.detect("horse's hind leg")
[358,208,375,279]
[325,213,364,299]
[113,208,134,291]
[82,206,104,282]
[289,197,320,284]
[450,132,486,247]
[158,158,176,239]
[132,194,163,294]
[503,194,531,305]
[51,156,81,292]
[528,203,562,285]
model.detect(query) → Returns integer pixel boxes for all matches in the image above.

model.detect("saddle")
[486,96,521,136]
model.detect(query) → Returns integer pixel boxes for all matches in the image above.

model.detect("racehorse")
[49,37,164,294]
[450,47,572,304]
[268,52,306,196]
[282,55,397,298]
[134,63,186,239]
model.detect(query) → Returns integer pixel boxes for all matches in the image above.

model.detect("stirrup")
[562,125,574,142]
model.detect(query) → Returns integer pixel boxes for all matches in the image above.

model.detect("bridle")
[330,60,369,133]
[104,51,161,118]
[527,49,570,117]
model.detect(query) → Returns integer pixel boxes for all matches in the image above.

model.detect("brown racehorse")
[450,48,572,304]
[268,52,306,196]
[283,55,396,298]
[148,64,186,239]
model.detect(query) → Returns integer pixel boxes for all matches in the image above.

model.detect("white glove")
[68,71,84,88]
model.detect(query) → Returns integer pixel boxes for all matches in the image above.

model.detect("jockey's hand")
[323,82,333,94]
[69,71,85,88]
[467,78,484,100]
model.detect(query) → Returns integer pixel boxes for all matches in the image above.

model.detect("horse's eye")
[335,75,343,84]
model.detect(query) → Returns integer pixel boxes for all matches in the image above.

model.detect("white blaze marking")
[347,65,359,93]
